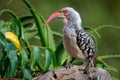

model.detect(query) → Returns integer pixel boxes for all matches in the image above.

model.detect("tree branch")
[33,65,112,80]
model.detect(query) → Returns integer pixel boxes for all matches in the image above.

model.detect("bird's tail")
[84,55,97,74]
[91,56,97,67]
[91,51,97,67]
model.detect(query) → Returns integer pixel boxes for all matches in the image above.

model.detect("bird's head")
[45,7,82,27]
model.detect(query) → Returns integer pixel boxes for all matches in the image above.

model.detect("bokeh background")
[0,0,120,79]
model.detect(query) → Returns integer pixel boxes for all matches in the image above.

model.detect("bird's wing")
[76,29,96,57]
[76,29,97,67]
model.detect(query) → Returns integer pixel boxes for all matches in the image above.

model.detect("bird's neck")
[64,18,83,30]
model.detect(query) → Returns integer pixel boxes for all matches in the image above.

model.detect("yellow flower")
[5,32,21,50]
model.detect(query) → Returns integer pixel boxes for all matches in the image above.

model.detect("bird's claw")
[83,69,89,74]
[83,65,90,74]
[64,63,73,69]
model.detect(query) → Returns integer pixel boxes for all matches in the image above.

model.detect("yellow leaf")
[5,32,21,50]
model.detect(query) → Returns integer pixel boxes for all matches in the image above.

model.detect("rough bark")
[32,65,112,80]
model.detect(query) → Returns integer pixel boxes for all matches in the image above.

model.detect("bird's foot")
[64,58,74,69]
[83,69,89,75]
[83,65,90,75]
[84,68,95,80]
[64,63,73,69]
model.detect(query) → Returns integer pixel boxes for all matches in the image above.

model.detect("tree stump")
[32,65,112,80]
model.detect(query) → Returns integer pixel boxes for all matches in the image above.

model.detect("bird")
[45,7,97,74]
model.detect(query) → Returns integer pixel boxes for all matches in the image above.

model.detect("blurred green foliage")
[0,0,120,79]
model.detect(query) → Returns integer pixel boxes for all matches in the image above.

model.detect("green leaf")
[19,15,33,22]
[107,65,118,72]
[31,10,56,50]
[6,50,18,78]
[1,53,9,78]
[84,26,101,38]
[48,48,56,69]
[23,0,47,47]
[6,43,15,51]
[0,31,7,46]
[10,18,23,39]
[0,21,11,32]
[31,46,41,70]
[97,56,109,68]
[10,18,20,36]
[55,41,65,66]
[32,9,56,51]
[0,9,18,18]
[44,49,51,71]
[84,26,100,45]
[0,20,4,27]
[95,25,120,31]
[0,9,23,39]
[20,49,28,68]
[22,68,32,80]
[23,22,33,28]
[98,54,120,60]
[46,27,55,51]
[61,52,71,66]
[22,36,32,55]
[0,45,4,60]
[52,31,63,37]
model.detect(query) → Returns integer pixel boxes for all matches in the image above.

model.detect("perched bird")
[45,7,97,74]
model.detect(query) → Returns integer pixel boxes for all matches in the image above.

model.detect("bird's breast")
[63,27,85,60]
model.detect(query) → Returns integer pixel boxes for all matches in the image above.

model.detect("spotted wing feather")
[76,29,96,67]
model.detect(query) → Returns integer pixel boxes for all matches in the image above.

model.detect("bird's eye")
[63,10,69,16]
